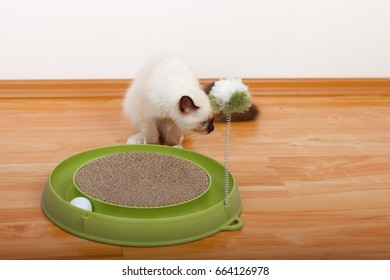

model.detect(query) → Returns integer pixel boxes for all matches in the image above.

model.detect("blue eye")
[202,120,208,126]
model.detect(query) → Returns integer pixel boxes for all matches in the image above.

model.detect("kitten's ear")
[201,82,215,95]
[179,96,199,113]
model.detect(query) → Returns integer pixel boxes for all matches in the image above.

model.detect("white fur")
[123,55,212,146]
[210,78,249,106]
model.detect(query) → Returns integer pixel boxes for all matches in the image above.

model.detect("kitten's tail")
[202,81,259,122]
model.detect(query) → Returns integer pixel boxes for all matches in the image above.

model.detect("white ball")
[70,197,93,211]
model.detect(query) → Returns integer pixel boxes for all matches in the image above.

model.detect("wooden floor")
[1,91,390,259]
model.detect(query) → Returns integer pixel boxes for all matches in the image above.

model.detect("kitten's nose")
[207,123,214,133]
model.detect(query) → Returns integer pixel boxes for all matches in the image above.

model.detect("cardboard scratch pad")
[74,152,210,207]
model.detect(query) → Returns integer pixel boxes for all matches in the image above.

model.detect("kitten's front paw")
[127,133,144,144]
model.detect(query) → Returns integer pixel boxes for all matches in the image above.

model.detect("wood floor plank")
[0,220,123,259]
[1,93,390,259]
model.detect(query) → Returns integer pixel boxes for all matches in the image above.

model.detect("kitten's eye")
[201,120,208,126]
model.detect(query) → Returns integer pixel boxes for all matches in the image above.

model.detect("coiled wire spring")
[224,113,232,206]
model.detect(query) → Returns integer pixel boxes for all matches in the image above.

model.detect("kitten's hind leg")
[127,133,144,144]
[141,123,160,144]
[165,125,184,148]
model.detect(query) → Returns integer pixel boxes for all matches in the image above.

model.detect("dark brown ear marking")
[179,96,199,113]
[201,82,215,95]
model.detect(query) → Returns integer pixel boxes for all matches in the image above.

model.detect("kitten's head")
[175,90,214,134]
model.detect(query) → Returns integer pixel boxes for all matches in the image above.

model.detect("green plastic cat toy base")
[41,145,243,246]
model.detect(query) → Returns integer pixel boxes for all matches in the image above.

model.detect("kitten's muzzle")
[194,122,214,134]
[207,122,214,133]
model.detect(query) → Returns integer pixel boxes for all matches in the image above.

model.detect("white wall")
[1,0,389,79]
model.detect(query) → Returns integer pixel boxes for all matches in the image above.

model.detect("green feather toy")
[209,79,252,205]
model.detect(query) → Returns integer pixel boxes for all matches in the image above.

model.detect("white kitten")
[123,55,214,147]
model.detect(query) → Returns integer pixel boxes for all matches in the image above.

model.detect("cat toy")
[209,79,252,206]
[40,80,248,246]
